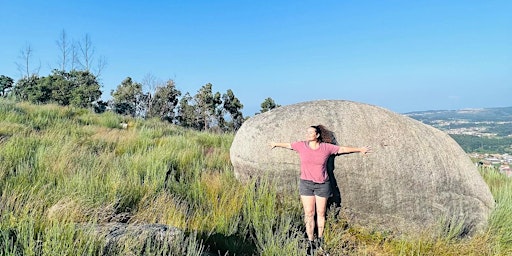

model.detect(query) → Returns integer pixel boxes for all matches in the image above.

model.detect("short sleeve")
[291,141,302,151]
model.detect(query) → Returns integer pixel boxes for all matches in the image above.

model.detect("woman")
[270,125,371,253]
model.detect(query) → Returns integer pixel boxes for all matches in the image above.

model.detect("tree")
[194,83,222,130]
[41,70,73,105]
[176,92,198,129]
[93,100,109,114]
[10,70,101,107]
[111,77,144,117]
[0,75,14,97]
[16,44,40,78]
[222,89,244,132]
[141,73,159,117]
[68,70,102,108]
[259,97,280,114]
[148,79,181,123]
[56,29,71,71]
[214,107,227,132]
[77,34,94,72]
[12,75,40,102]
[77,33,107,78]
[25,76,51,104]
[70,40,79,71]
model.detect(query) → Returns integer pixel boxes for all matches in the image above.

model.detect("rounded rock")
[230,100,494,236]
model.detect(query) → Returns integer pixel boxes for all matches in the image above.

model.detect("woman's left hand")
[361,146,372,155]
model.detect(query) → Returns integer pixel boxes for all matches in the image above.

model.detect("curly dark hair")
[310,125,337,144]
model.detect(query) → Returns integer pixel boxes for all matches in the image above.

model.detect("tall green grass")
[1,98,512,255]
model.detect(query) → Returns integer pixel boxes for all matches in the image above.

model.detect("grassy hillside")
[1,99,512,255]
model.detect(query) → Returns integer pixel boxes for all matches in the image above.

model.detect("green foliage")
[408,107,512,152]
[8,70,250,132]
[194,83,222,131]
[450,134,512,154]
[259,97,280,114]
[111,77,144,117]
[176,92,197,129]
[147,79,181,122]
[10,70,101,108]
[12,75,42,102]
[43,71,74,105]
[0,75,14,97]
[222,89,244,132]
[68,70,102,108]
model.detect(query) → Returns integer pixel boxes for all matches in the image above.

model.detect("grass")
[1,98,512,255]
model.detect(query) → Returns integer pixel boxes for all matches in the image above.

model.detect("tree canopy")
[0,75,14,97]
[10,70,101,108]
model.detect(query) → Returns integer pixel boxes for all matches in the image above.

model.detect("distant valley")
[404,106,512,137]
[404,106,512,154]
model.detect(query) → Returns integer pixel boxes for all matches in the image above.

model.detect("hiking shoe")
[306,240,315,256]
[315,237,324,249]
[315,237,330,256]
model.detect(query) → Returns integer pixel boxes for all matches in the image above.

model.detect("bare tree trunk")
[141,73,159,117]
[78,33,94,71]
[16,44,40,78]
[56,29,69,71]
[77,33,107,78]
[95,55,107,79]
[71,42,78,71]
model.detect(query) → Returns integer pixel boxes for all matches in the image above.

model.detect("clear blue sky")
[1,1,510,116]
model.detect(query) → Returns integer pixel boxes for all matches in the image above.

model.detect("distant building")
[485,157,501,165]
[500,164,511,177]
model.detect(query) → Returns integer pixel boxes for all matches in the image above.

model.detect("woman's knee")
[303,209,315,218]
[316,206,326,217]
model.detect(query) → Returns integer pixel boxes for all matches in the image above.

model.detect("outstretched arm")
[338,145,372,155]
[270,142,292,149]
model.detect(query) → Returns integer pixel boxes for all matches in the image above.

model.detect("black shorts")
[299,179,331,198]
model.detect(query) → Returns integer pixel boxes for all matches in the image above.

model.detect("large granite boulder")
[230,100,494,236]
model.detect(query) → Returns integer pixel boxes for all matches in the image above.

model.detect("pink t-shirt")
[291,141,340,183]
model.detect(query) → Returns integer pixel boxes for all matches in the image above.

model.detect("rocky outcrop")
[82,222,186,255]
[230,100,494,236]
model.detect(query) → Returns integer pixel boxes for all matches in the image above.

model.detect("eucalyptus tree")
[56,29,71,71]
[141,73,159,117]
[194,83,222,131]
[76,33,107,78]
[77,34,94,72]
[16,44,40,78]
[148,79,182,123]
[111,77,144,117]
[176,92,198,129]
[222,89,244,132]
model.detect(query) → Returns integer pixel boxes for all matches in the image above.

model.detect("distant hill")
[404,106,512,122]
[404,106,512,154]
[404,106,512,137]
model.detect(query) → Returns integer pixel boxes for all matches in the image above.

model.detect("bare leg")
[315,195,328,238]
[300,195,316,241]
